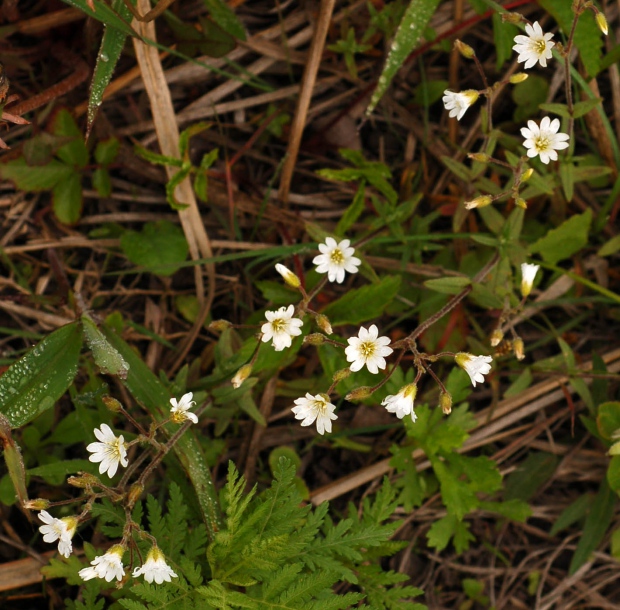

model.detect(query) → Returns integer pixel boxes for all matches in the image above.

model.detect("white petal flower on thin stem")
[132,546,178,584]
[382,384,418,421]
[521,117,569,164]
[455,353,493,387]
[79,544,126,582]
[86,424,128,478]
[292,393,337,435]
[170,392,199,424]
[38,511,78,558]
[312,237,361,284]
[345,325,393,374]
[512,21,555,69]
[261,304,304,351]
[520,263,540,298]
[275,263,301,288]
[442,90,479,121]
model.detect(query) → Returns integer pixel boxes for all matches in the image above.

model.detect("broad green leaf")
[92,167,112,197]
[493,13,518,70]
[457,455,502,494]
[0,157,73,191]
[538,102,571,119]
[60,0,139,38]
[101,325,223,538]
[94,137,120,165]
[597,402,620,440]
[202,0,246,40]
[598,235,620,257]
[441,156,471,182]
[570,480,615,573]
[571,98,602,119]
[50,109,88,168]
[423,276,470,295]
[82,314,129,378]
[477,204,505,235]
[321,275,401,326]
[27,459,95,478]
[504,452,559,501]
[432,458,477,520]
[479,499,531,522]
[88,0,133,132]
[366,0,441,116]
[0,322,82,428]
[52,171,83,225]
[120,220,189,276]
[529,208,592,264]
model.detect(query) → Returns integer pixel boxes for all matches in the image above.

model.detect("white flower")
[312,237,361,283]
[38,511,78,558]
[382,384,417,421]
[86,424,128,478]
[292,393,337,435]
[170,392,198,424]
[261,304,303,351]
[455,353,493,387]
[520,263,540,298]
[521,117,569,164]
[132,546,178,584]
[275,263,301,288]
[464,195,492,210]
[512,21,555,69]
[79,544,125,582]
[442,90,479,121]
[345,325,393,374]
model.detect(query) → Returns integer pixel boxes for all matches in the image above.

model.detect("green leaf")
[0,157,73,191]
[528,208,592,264]
[432,459,477,521]
[571,98,602,119]
[423,276,470,295]
[202,0,246,40]
[504,452,559,501]
[82,314,129,378]
[0,415,28,507]
[538,102,571,119]
[607,456,620,494]
[366,0,441,116]
[550,493,592,536]
[336,181,366,236]
[321,275,401,326]
[88,0,132,133]
[570,479,615,573]
[598,235,620,257]
[60,0,139,38]
[50,109,88,168]
[120,220,189,276]
[597,402,620,440]
[94,137,120,166]
[493,13,519,70]
[479,499,531,522]
[559,161,575,202]
[52,171,83,225]
[441,156,472,182]
[27,459,95,478]
[92,168,112,197]
[0,322,82,428]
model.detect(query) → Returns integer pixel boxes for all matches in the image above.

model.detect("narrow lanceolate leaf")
[366,0,440,116]
[0,414,28,506]
[88,0,134,134]
[0,322,82,428]
[101,326,223,539]
[60,0,139,39]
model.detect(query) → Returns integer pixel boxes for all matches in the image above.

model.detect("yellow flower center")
[329,248,344,265]
[359,341,375,358]
[271,318,286,332]
[535,39,547,54]
[534,135,550,151]
[313,399,327,414]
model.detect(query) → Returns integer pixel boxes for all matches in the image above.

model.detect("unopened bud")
[208,319,232,332]
[127,483,144,508]
[102,395,123,413]
[68,473,99,488]
[521,168,534,182]
[595,11,608,36]
[464,195,493,210]
[468,152,490,162]
[316,314,333,335]
[232,364,252,389]
[304,333,326,345]
[513,337,525,360]
[23,498,51,511]
[502,12,523,24]
[510,73,528,84]
[515,197,528,209]
[332,368,352,382]
[345,386,373,401]
[490,328,504,347]
[454,39,475,59]
[440,392,453,415]
[275,263,301,289]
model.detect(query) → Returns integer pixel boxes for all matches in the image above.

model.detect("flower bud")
[208,319,232,332]
[521,168,534,182]
[304,333,326,345]
[332,368,352,382]
[454,39,475,59]
[345,386,374,401]
[509,73,528,84]
[67,473,99,488]
[102,395,123,413]
[440,392,453,415]
[501,12,523,24]
[23,498,51,511]
[595,11,608,36]
[468,152,490,162]
[513,337,525,360]
[520,263,540,298]
[490,328,504,347]
[275,263,301,289]
[316,314,333,335]
[127,483,144,508]
[231,364,252,389]
[464,195,493,210]
[515,197,528,209]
